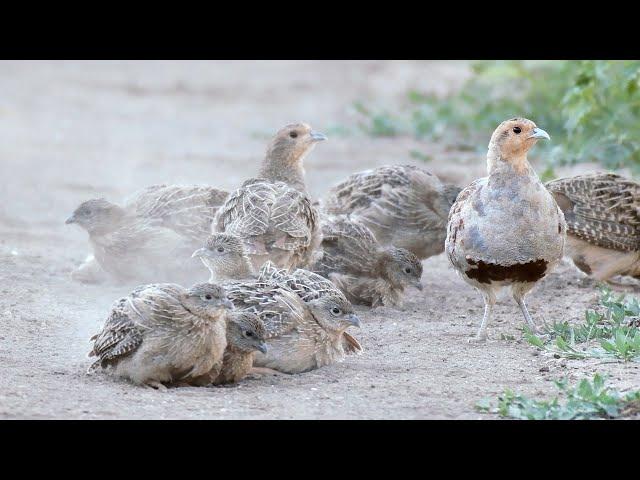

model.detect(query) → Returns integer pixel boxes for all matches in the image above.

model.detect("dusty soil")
[1,60,638,419]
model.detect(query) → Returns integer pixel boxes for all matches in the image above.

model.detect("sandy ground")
[1,60,638,419]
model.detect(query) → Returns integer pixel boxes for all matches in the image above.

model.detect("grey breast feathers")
[546,173,640,252]
[445,178,484,265]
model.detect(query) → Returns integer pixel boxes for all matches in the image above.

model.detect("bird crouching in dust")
[87,282,233,389]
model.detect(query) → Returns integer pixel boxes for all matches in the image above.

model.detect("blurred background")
[351,60,640,179]
[2,59,639,264]
[2,60,639,419]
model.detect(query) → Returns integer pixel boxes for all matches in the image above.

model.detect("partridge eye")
[216,246,225,253]
[289,131,298,138]
[245,331,253,337]
[205,294,212,300]
[404,267,412,274]
[331,307,341,315]
[513,126,522,134]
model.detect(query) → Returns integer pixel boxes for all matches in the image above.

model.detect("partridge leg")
[469,291,495,343]
[512,283,541,333]
[513,293,541,334]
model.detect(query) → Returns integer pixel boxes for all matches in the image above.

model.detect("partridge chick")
[67,183,228,284]
[193,233,364,360]
[88,282,233,389]
[224,276,361,374]
[127,184,229,242]
[445,118,565,341]
[322,165,461,259]
[192,233,255,282]
[214,123,326,270]
[311,214,423,307]
[214,311,268,385]
[546,173,640,282]
[257,262,363,354]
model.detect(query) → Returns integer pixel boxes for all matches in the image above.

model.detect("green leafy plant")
[525,287,640,362]
[476,373,640,419]
[354,61,640,173]
[352,101,405,137]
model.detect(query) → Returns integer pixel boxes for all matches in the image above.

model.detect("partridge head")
[306,294,361,333]
[182,283,234,318]
[192,233,254,281]
[66,198,125,235]
[227,311,268,354]
[487,118,550,172]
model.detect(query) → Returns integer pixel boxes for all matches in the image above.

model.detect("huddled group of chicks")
[67,118,640,389]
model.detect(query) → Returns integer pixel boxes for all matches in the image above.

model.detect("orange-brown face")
[490,118,550,159]
[266,122,327,164]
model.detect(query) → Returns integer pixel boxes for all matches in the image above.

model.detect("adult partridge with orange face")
[445,118,566,342]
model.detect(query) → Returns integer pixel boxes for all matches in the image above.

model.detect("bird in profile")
[321,164,461,259]
[213,123,326,271]
[88,282,233,389]
[223,277,360,374]
[256,262,363,355]
[66,184,228,284]
[445,118,565,342]
[310,214,423,307]
[546,172,640,282]
[214,311,268,385]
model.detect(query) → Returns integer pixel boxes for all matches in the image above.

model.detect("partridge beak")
[529,127,550,141]
[414,281,424,291]
[65,215,75,225]
[191,247,209,259]
[347,314,361,328]
[257,342,268,354]
[309,131,327,142]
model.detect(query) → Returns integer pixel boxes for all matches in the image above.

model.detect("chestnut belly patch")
[464,258,548,284]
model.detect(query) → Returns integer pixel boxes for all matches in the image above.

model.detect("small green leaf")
[475,398,492,412]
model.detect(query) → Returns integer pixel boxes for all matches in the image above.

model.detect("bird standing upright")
[445,118,565,342]
[214,123,326,271]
